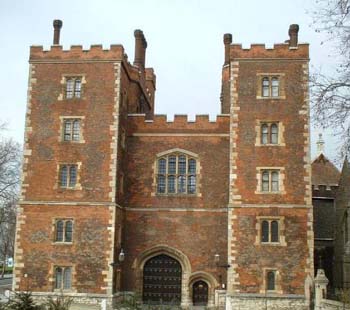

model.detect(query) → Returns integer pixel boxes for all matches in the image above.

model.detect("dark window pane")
[261,221,269,242]
[168,156,176,174]
[64,121,72,141]
[271,220,279,242]
[262,171,269,192]
[271,123,278,144]
[69,166,77,187]
[56,220,64,242]
[178,155,186,174]
[271,77,279,97]
[178,175,186,193]
[187,175,196,194]
[63,267,71,289]
[157,176,165,193]
[74,79,81,98]
[271,171,279,192]
[261,124,268,144]
[168,176,175,193]
[158,159,166,174]
[267,271,275,290]
[60,166,68,187]
[65,220,73,242]
[188,159,196,173]
[72,120,80,141]
[55,267,63,289]
[262,77,270,97]
[66,79,74,99]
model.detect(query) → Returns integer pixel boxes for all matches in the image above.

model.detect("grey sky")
[0,0,340,163]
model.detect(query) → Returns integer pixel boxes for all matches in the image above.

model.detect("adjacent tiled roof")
[312,153,340,186]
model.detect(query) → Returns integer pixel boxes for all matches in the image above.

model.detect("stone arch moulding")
[189,271,219,307]
[156,148,199,159]
[133,244,192,307]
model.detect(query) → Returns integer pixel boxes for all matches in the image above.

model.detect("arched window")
[271,220,279,242]
[55,219,74,243]
[261,170,280,192]
[271,171,279,192]
[261,124,269,144]
[55,220,64,242]
[55,266,72,290]
[260,219,280,243]
[271,77,279,97]
[270,123,278,144]
[261,171,270,192]
[262,77,270,97]
[157,152,197,195]
[260,123,279,145]
[261,221,269,242]
[59,164,78,188]
[267,271,276,291]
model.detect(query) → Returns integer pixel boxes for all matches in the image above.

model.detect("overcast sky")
[0,0,341,163]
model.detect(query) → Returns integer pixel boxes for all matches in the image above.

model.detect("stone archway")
[133,245,192,307]
[189,271,218,307]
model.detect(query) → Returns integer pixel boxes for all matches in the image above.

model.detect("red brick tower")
[223,25,313,308]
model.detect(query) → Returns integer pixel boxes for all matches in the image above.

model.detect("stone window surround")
[260,268,282,294]
[255,216,286,246]
[255,120,285,146]
[152,148,202,197]
[255,167,286,195]
[59,116,85,143]
[55,162,82,191]
[51,265,76,293]
[52,218,74,245]
[256,73,286,100]
[58,74,87,101]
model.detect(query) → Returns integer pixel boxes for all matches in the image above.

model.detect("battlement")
[127,114,230,134]
[312,184,339,198]
[29,44,126,62]
[230,43,309,59]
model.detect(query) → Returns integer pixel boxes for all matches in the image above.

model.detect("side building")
[13,21,313,309]
[311,135,340,290]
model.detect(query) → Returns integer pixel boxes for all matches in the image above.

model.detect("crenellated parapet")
[127,114,230,134]
[29,44,126,62]
[312,184,339,198]
[230,43,309,59]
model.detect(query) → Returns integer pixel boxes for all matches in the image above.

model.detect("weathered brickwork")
[15,21,313,309]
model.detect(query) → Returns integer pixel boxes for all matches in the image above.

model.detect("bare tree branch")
[310,0,350,158]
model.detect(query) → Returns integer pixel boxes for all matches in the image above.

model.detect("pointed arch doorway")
[142,254,182,305]
[192,280,208,306]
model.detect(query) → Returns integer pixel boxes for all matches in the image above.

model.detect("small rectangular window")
[55,266,72,290]
[261,170,280,192]
[63,119,81,142]
[260,219,280,244]
[55,219,73,243]
[66,77,82,99]
[59,164,78,188]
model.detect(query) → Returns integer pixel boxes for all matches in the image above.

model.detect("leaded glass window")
[157,153,197,194]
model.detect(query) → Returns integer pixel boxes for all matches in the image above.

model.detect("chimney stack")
[53,19,63,45]
[288,24,299,48]
[223,33,232,65]
[133,29,147,69]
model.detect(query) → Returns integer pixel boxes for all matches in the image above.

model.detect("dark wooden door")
[193,280,208,306]
[143,254,182,305]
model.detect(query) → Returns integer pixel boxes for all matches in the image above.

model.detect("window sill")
[255,143,286,147]
[156,193,199,197]
[256,96,286,100]
[254,191,285,195]
[60,140,85,144]
[53,242,73,245]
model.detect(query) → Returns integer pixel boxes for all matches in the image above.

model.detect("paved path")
[0,275,12,303]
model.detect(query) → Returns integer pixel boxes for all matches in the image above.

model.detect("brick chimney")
[288,24,299,48]
[133,29,147,69]
[53,19,63,45]
[220,33,232,114]
[223,33,232,65]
